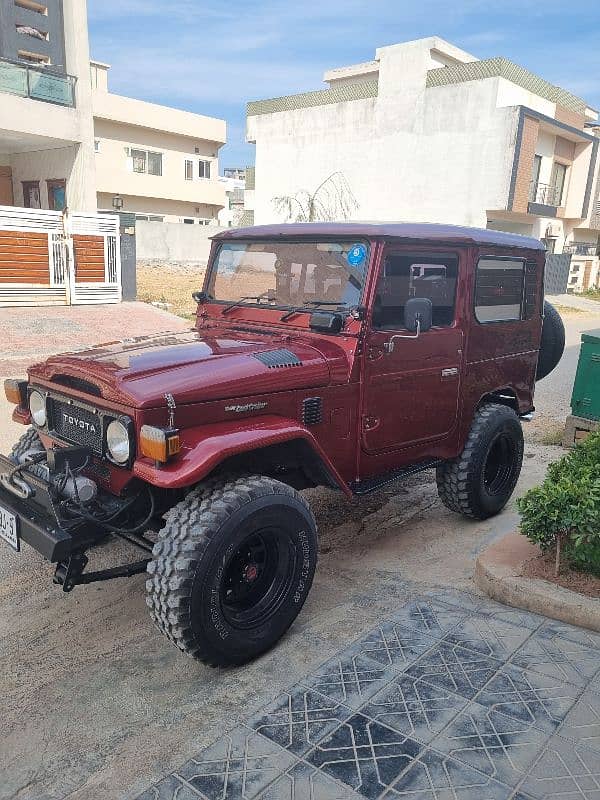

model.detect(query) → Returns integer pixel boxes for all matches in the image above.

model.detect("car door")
[362,246,464,454]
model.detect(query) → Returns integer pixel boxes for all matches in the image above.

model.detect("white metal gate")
[0,206,122,307]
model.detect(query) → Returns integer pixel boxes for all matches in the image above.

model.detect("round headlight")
[106,419,130,464]
[29,390,46,427]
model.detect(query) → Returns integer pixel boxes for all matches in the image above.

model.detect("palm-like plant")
[273,172,358,222]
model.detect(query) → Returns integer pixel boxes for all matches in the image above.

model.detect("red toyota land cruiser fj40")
[1,223,564,666]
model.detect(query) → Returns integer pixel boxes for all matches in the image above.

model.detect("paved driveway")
[0,302,189,451]
[136,588,600,800]
[1,307,599,800]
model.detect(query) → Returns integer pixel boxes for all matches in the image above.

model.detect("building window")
[373,251,459,329]
[47,179,66,211]
[130,149,162,176]
[184,160,194,181]
[182,218,195,224]
[198,160,211,179]
[94,139,101,153]
[131,149,147,173]
[22,181,41,208]
[550,162,567,206]
[475,257,525,323]
[148,151,162,176]
[135,214,164,223]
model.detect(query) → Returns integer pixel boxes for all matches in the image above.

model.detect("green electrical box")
[571,329,600,421]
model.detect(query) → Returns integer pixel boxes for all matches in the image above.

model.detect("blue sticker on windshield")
[347,243,367,267]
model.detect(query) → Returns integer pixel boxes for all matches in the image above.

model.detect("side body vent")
[302,397,323,426]
[254,349,302,368]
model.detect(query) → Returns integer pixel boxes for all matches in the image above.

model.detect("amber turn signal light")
[4,379,27,406]
[140,425,181,464]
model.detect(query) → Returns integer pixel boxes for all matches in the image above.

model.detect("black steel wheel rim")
[483,432,516,496]
[220,529,296,629]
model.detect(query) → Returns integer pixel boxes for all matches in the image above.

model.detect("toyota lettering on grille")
[62,412,98,435]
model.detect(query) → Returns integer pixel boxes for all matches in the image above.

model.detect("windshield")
[207,240,369,311]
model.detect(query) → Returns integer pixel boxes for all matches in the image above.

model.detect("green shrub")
[518,432,600,575]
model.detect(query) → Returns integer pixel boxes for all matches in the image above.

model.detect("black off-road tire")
[146,474,318,667]
[9,427,43,464]
[536,301,565,381]
[436,403,524,520]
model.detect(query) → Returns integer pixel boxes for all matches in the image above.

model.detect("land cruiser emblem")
[224,402,267,414]
[62,413,97,434]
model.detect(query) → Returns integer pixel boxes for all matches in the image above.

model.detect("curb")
[475,532,600,633]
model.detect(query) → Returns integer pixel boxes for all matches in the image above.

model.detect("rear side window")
[475,257,525,323]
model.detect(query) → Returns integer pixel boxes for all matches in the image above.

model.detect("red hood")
[28,329,332,408]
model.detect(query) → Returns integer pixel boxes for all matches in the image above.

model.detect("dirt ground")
[0,305,599,800]
[520,551,600,598]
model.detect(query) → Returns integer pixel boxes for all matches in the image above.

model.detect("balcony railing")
[529,180,563,207]
[0,56,75,107]
[563,242,599,256]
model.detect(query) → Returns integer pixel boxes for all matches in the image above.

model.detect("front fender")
[132,414,351,494]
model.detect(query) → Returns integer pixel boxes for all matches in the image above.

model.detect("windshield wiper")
[280,300,348,322]
[222,292,275,314]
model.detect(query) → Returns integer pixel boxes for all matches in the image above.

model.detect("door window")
[475,257,525,322]
[22,181,41,208]
[373,252,458,329]
[47,179,66,211]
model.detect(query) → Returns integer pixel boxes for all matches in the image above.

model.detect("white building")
[247,37,600,267]
[0,0,227,224]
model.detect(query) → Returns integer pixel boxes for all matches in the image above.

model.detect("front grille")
[50,398,103,455]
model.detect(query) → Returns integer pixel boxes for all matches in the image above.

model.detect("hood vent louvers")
[302,397,323,426]
[52,375,102,397]
[254,349,302,369]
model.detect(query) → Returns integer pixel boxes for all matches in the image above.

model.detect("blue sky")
[87,0,600,171]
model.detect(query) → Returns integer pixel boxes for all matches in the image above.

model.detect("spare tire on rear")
[536,300,565,381]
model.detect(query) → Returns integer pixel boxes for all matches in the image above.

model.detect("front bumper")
[0,454,87,562]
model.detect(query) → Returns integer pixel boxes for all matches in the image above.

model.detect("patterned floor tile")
[431,702,549,787]
[539,621,600,650]
[389,599,468,638]
[559,690,600,753]
[405,641,502,700]
[135,774,202,800]
[519,735,600,799]
[477,605,546,633]
[248,686,353,756]
[306,713,424,799]
[360,672,468,743]
[257,761,362,799]
[511,631,600,687]
[445,615,532,660]
[381,747,514,799]
[301,652,393,710]
[476,663,580,734]
[177,729,296,800]
[349,620,438,672]
[421,588,487,615]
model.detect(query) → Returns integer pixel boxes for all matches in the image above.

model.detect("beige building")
[0,0,96,211]
[91,61,226,224]
[247,37,600,290]
[0,0,226,223]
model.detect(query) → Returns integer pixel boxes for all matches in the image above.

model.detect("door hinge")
[362,415,379,431]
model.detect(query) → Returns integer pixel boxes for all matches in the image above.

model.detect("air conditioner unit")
[545,223,562,238]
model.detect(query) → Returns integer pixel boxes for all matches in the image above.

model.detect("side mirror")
[404,297,433,334]
[192,291,208,304]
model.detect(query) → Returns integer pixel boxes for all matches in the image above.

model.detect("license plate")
[0,503,19,551]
